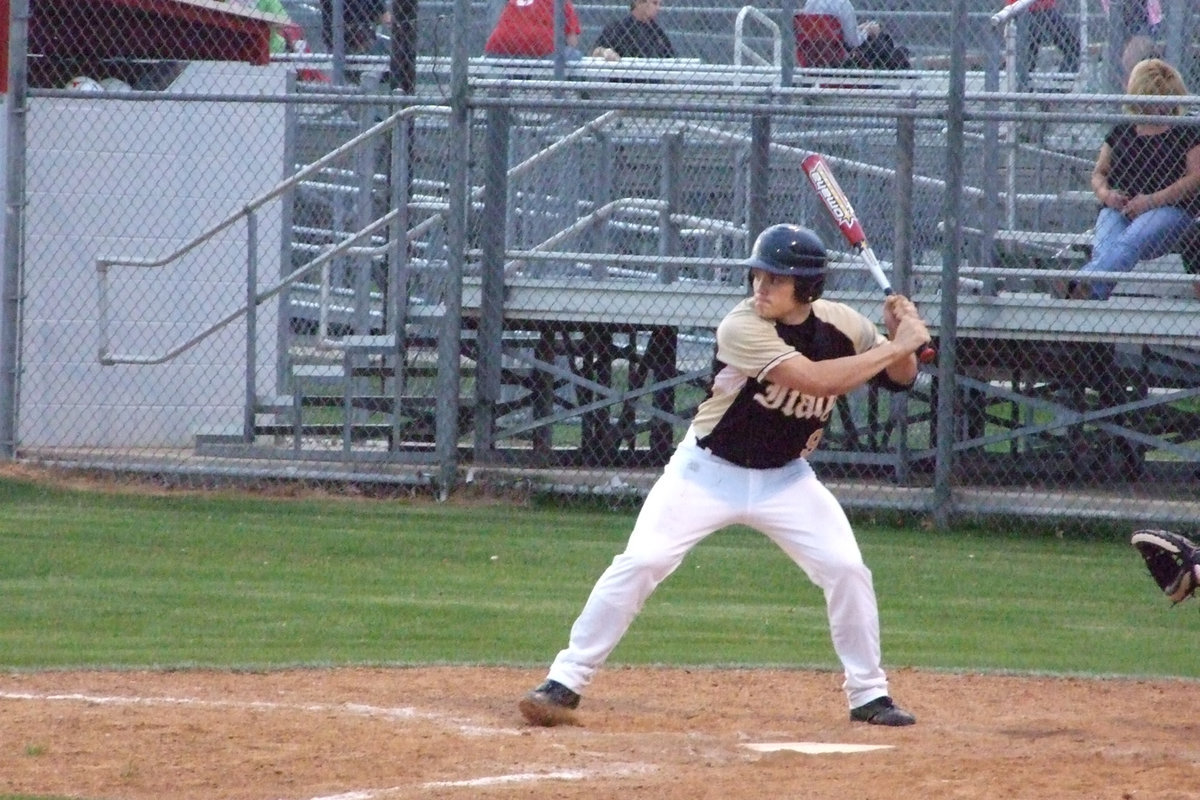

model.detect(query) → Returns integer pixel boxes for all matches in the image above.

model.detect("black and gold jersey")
[693,297,911,468]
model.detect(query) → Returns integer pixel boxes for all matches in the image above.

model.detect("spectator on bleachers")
[1147,0,1163,38]
[1100,0,1155,38]
[485,0,583,59]
[1005,0,1080,91]
[1120,34,1161,83]
[1100,0,1161,90]
[799,0,909,71]
[320,0,388,55]
[591,0,675,61]
[1055,59,1200,300]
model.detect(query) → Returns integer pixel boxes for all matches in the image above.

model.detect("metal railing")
[733,4,782,87]
[97,103,449,441]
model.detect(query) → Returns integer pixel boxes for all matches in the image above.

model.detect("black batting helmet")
[744,224,827,303]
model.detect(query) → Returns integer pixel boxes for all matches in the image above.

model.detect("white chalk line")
[424,761,656,788]
[744,741,895,754]
[295,769,623,800]
[5,689,612,799]
[4,689,662,798]
[281,763,660,800]
[0,689,520,737]
[425,769,592,788]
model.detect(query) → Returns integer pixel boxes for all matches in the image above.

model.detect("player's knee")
[822,556,872,589]
[613,548,681,584]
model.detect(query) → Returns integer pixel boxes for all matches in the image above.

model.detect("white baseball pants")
[547,433,891,709]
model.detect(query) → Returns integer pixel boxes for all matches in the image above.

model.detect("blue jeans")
[1077,205,1194,299]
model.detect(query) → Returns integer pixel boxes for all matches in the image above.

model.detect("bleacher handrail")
[97,104,451,367]
[990,0,1038,28]
[733,5,781,83]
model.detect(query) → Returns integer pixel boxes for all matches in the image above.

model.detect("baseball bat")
[800,153,936,365]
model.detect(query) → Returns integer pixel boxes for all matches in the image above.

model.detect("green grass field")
[0,472,1194,678]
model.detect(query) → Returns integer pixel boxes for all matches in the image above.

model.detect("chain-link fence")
[3,0,1200,526]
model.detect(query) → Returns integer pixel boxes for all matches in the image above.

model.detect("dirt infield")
[3,666,1200,800]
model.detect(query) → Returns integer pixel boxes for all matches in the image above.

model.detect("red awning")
[28,0,288,68]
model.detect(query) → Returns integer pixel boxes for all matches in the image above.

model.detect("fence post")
[1105,2,1129,93]
[0,0,28,460]
[982,13,1002,295]
[437,0,474,498]
[747,113,770,245]
[778,0,798,88]
[892,101,915,486]
[244,212,259,442]
[475,102,511,460]
[933,0,969,528]
[658,131,682,284]
[330,0,346,86]
[352,75,381,339]
[591,131,614,279]
[278,71,299,407]
[388,109,412,452]
[893,107,914,295]
[553,0,566,80]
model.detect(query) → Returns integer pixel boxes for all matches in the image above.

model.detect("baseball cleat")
[849,695,916,726]
[518,679,581,726]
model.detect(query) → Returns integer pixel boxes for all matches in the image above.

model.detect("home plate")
[744,742,895,754]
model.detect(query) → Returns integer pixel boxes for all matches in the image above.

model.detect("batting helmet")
[744,224,827,303]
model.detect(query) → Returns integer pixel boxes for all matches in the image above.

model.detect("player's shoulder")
[811,298,881,350]
[718,297,767,332]
[811,298,871,327]
[725,296,754,313]
[721,296,761,321]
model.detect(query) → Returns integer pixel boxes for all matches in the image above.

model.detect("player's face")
[751,269,808,324]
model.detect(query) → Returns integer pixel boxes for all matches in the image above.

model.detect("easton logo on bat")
[803,159,857,230]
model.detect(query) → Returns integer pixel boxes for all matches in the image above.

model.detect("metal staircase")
[98,73,461,463]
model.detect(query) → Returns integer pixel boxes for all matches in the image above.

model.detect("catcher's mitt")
[1131,529,1200,605]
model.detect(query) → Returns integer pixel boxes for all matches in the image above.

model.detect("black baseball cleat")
[850,695,916,726]
[518,679,581,726]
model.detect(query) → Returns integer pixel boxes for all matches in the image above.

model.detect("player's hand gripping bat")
[800,153,937,365]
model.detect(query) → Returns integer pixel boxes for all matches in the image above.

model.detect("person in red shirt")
[485,0,583,58]
[1006,0,1080,90]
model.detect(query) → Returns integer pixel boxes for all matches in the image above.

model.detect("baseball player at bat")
[519,223,929,729]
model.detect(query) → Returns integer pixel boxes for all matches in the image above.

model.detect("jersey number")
[799,428,824,458]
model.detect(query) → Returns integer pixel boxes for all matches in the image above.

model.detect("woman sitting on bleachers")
[1056,59,1200,300]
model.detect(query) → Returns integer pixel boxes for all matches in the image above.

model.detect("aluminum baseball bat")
[800,153,936,364]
